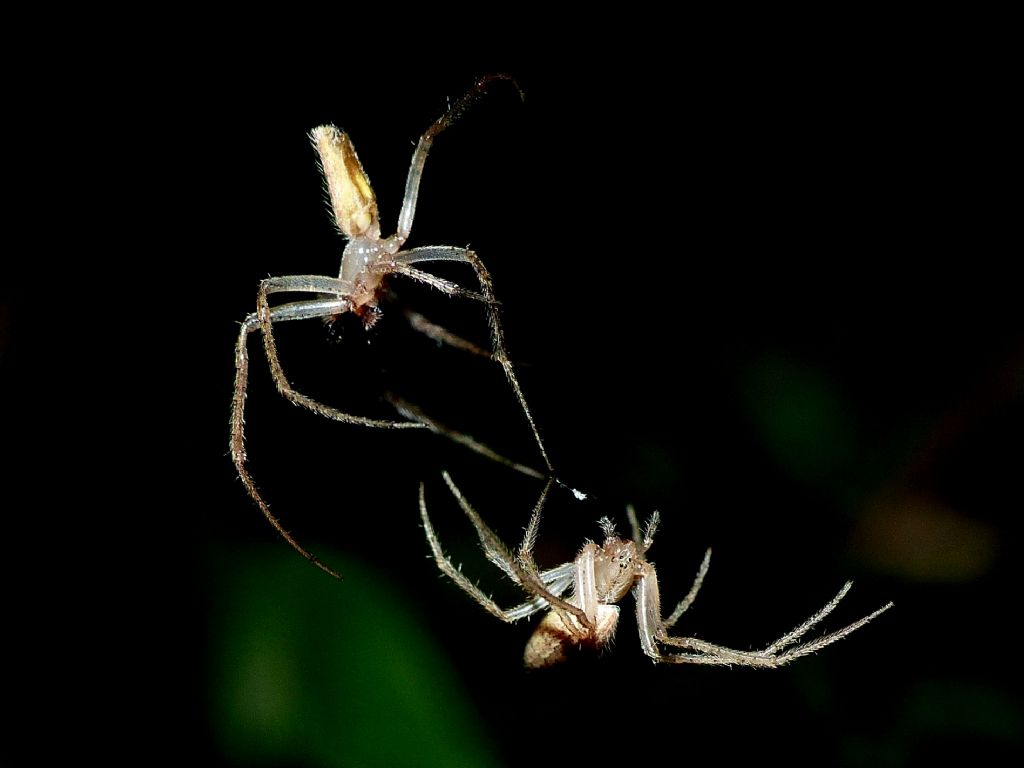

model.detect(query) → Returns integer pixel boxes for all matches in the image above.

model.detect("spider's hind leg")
[231,279,427,580]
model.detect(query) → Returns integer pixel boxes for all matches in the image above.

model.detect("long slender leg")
[418,481,574,623]
[388,74,555,477]
[396,246,553,475]
[650,635,762,667]
[651,581,893,667]
[259,272,549,481]
[403,309,493,358]
[768,602,893,664]
[388,396,545,480]
[517,481,548,565]
[243,266,547,578]
[504,479,580,622]
[396,74,521,243]
[642,653,738,667]
[396,304,551,480]
[233,289,427,580]
[418,482,515,622]
[255,278,431,429]
[385,262,488,302]
[658,637,789,665]
[232,300,351,580]
[440,472,591,636]
[505,563,575,622]
[663,548,712,629]
[760,581,854,655]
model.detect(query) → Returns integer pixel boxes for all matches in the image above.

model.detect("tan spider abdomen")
[524,612,574,669]
[524,604,620,669]
[311,125,379,238]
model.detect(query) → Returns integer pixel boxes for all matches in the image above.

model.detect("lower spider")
[420,472,893,668]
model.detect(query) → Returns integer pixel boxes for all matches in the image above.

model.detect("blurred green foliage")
[210,546,500,767]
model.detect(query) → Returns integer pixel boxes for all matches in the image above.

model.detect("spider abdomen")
[524,604,620,669]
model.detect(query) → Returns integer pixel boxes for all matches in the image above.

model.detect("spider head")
[595,536,642,604]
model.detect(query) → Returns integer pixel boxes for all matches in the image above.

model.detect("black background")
[3,28,1020,766]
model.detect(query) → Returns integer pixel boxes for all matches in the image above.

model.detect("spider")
[231,75,552,580]
[420,472,893,668]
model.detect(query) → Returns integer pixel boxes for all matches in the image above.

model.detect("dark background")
[4,33,1020,766]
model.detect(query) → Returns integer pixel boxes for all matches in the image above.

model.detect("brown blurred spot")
[852,492,997,582]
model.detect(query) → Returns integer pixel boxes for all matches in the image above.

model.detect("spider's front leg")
[418,477,574,623]
[395,74,521,245]
[386,75,553,476]
[422,472,596,668]
[440,472,587,629]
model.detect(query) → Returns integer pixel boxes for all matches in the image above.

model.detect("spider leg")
[515,487,604,639]
[387,396,545,480]
[657,637,790,666]
[390,270,551,480]
[262,272,544,478]
[396,246,553,476]
[766,600,895,664]
[418,481,573,623]
[572,543,601,628]
[505,563,575,621]
[633,562,667,659]
[663,548,712,629]
[439,472,592,638]
[649,578,893,667]
[233,278,432,580]
[387,75,555,480]
[419,481,516,622]
[232,297,352,581]
[403,309,493,359]
[668,581,859,659]
[254,276,432,429]
[517,479,548,566]
[395,74,520,243]
[760,580,855,655]
[385,262,488,302]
